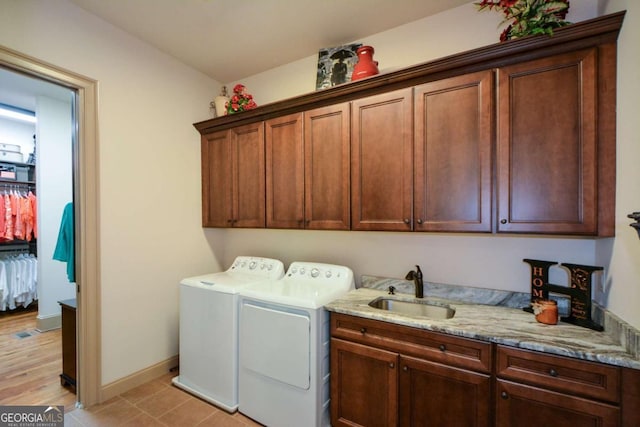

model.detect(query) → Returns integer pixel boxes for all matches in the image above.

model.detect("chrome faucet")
[405,265,424,298]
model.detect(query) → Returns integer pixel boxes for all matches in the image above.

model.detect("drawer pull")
[360,328,366,334]
[439,344,446,352]
[501,391,508,400]
[549,368,558,377]
[403,218,410,224]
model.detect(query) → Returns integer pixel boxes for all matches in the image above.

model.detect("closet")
[0,151,38,312]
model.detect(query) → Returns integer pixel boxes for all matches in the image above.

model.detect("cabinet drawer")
[496,345,620,403]
[331,313,491,373]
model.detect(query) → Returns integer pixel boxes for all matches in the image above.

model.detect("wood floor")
[0,307,77,412]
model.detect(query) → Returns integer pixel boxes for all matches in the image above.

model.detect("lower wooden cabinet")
[330,313,492,427]
[331,338,398,427]
[496,379,619,427]
[330,313,639,427]
[399,355,491,427]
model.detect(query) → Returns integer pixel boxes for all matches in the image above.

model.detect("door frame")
[0,45,101,407]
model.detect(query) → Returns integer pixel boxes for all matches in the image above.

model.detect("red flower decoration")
[226,84,258,114]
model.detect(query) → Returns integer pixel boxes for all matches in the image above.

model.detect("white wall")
[0,0,222,385]
[223,1,640,328]
[36,95,76,325]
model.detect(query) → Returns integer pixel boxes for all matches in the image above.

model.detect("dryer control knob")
[325,270,332,278]
[299,268,306,275]
[311,268,320,278]
[249,261,257,270]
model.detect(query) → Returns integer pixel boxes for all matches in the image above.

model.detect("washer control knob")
[325,270,332,278]
[311,268,320,278]
[299,268,306,275]
[249,261,257,269]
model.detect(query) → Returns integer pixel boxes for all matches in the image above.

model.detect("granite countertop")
[325,277,640,370]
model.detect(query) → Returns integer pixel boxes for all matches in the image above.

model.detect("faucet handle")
[388,286,395,295]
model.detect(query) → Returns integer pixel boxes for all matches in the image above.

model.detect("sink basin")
[368,297,455,319]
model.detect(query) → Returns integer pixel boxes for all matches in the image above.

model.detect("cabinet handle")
[501,391,508,400]
[439,344,446,352]
[549,368,558,377]
[389,362,395,369]
[500,219,507,224]
[403,218,410,224]
[416,219,423,225]
[403,366,408,372]
[360,328,366,334]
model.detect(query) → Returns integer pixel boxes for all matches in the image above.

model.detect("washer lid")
[180,256,285,294]
[239,262,355,308]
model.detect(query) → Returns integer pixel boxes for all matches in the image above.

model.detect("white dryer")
[238,261,354,427]
[172,256,284,413]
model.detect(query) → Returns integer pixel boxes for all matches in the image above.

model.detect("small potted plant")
[226,84,258,114]
[476,0,571,42]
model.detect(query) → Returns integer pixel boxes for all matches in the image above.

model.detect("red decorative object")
[351,46,379,81]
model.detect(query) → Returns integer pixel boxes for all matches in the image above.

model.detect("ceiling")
[0,68,73,113]
[1,0,471,112]
[69,0,471,83]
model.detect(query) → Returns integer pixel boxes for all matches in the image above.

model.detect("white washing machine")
[172,256,284,413]
[238,261,355,427]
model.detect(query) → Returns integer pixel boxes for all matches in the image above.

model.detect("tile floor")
[64,371,263,426]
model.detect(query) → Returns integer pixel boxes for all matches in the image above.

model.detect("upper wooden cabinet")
[265,105,351,230]
[201,123,265,227]
[414,70,494,232]
[196,12,624,236]
[351,88,413,231]
[265,113,304,228]
[304,103,351,230]
[497,48,602,235]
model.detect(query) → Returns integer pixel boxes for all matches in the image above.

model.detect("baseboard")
[36,313,61,332]
[100,355,179,402]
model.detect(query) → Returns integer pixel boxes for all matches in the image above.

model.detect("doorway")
[0,45,100,408]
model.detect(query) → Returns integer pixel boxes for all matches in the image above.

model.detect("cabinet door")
[497,49,597,234]
[265,113,304,228]
[229,122,265,228]
[496,380,619,427]
[351,88,413,231]
[201,130,232,227]
[331,338,398,427]
[399,355,491,427]
[304,103,350,230]
[414,70,493,232]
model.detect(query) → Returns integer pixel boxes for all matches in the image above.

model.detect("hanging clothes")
[0,188,37,243]
[53,202,75,283]
[0,253,37,311]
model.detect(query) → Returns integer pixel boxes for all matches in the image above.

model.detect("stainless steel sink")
[368,297,455,319]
